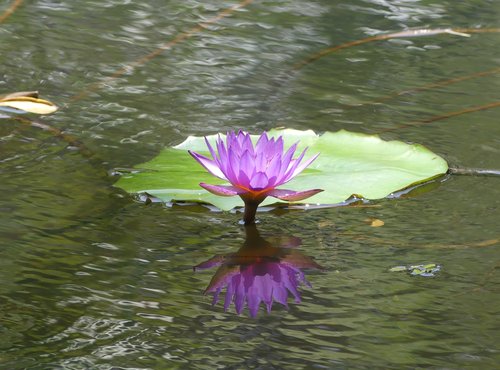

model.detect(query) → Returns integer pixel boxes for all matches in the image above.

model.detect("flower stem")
[243,200,260,225]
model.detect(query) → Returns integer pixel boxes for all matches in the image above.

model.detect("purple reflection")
[194,225,322,317]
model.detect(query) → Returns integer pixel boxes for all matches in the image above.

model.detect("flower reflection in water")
[194,225,323,317]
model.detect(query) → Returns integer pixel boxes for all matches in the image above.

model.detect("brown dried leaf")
[364,218,385,227]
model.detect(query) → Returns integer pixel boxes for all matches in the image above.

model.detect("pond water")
[1,0,499,368]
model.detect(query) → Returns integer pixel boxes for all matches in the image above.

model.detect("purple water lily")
[188,130,323,224]
[194,225,323,318]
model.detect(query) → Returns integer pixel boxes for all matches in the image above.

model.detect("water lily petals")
[205,137,219,162]
[237,169,251,188]
[274,136,284,157]
[250,172,269,189]
[254,151,266,173]
[215,135,226,159]
[241,132,254,156]
[228,131,241,154]
[188,151,226,180]
[236,130,247,146]
[255,131,270,153]
[268,188,323,201]
[267,175,278,188]
[225,147,240,184]
[199,183,244,197]
[262,136,277,158]
[283,147,308,182]
[278,142,298,179]
[266,154,282,186]
[289,152,320,179]
[189,130,321,202]
[239,150,254,178]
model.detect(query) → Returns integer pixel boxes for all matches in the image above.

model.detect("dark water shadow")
[194,224,323,317]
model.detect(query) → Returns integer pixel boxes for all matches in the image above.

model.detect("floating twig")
[6,115,95,158]
[266,27,500,123]
[358,67,500,107]
[342,232,500,249]
[0,0,23,24]
[293,28,500,71]
[378,100,500,132]
[448,167,500,177]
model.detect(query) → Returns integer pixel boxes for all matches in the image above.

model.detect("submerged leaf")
[115,129,448,211]
[365,218,385,227]
[389,266,407,272]
[390,263,442,277]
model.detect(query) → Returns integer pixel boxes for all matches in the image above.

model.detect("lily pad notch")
[114,129,449,211]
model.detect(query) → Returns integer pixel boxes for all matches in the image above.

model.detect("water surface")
[1,0,499,368]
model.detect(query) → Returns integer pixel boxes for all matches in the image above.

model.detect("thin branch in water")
[340,232,500,249]
[418,237,500,249]
[8,116,95,158]
[378,100,500,133]
[264,27,500,116]
[0,0,23,24]
[357,67,500,107]
[448,167,500,177]
[292,28,500,71]
[71,0,254,102]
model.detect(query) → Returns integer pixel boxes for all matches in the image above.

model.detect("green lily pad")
[114,129,448,211]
